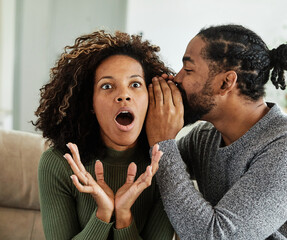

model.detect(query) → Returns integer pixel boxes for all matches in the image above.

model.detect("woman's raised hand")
[64,143,163,228]
[114,144,163,229]
[64,143,114,223]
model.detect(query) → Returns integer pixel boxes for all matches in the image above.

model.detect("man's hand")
[146,74,184,146]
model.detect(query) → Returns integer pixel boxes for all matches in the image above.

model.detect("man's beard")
[178,79,216,127]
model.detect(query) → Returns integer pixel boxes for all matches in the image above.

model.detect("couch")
[0,129,48,240]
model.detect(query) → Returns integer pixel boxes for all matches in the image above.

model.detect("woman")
[34,30,174,239]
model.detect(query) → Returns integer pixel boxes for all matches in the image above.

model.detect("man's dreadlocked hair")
[33,30,173,163]
[197,24,287,101]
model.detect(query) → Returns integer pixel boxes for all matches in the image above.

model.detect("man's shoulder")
[177,121,218,148]
[188,121,217,138]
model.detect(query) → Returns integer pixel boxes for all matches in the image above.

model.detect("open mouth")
[115,111,134,126]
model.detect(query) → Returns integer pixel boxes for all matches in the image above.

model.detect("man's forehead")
[183,36,206,63]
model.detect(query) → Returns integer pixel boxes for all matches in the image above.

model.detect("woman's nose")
[115,88,131,102]
[116,96,131,102]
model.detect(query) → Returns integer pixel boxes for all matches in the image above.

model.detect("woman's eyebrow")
[96,76,114,83]
[130,74,144,79]
[96,74,144,83]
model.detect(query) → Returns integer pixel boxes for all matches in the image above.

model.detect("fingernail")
[70,175,73,180]
[66,143,70,149]
[63,155,66,159]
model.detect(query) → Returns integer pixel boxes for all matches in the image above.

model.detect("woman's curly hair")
[33,30,173,162]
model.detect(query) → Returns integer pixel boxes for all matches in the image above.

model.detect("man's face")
[174,36,217,126]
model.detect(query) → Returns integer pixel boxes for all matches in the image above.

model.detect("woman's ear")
[219,71,237,96]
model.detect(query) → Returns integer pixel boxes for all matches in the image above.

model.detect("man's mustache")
[176,84,188,105]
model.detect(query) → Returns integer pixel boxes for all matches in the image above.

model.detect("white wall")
[12,0,127,132]
[126,0,287,72]
[1,0,287,132]
[0,0,15,129]
[126,0,287,108]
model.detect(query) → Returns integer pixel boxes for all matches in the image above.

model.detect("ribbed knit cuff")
[113,219,140,240]
[149,139,177,157]
[74,210,114,239]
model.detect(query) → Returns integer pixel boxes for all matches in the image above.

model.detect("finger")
[167,80,183,107]
[151,151,162,176]
[72,143,86,172]
[152,77,164,106]
[66,143,86,173]
[126,162,137,184]
[70,175,94,193]
[161,73,169,79]
[151,144,162,175]
[152,143,159,158]
[64,153,88,185]
[161,73,174,81]
[134,165,152,189]
[95,160,105,183]
[148,83,155,107]
[158,77,173,106]
[168,75,174,80]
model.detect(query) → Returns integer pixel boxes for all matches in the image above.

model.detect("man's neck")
[210,99,270,146]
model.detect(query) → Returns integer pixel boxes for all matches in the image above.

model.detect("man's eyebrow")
[182,56,195,65]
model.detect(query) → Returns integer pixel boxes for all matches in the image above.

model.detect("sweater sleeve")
[38,149,113,240]
[155,139,287,240]
[112,186,174,240]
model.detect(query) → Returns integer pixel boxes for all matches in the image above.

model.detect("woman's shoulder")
[39,147,71,174]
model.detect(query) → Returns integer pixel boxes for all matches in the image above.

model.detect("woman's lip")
[114,119,135,132]
[114,107,135,132]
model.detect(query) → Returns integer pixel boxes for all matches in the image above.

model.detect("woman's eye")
[101,83,112,90]
[131,82,141,88]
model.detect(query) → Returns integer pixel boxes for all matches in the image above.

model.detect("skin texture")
[93,55,148,151]
[146,74,184,147]
[64,55,163,229]
[146,36,270,147]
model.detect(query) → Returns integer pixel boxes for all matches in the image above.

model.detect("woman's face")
[93,55,148,151]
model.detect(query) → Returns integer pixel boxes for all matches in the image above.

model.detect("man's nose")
[174,69,183,84]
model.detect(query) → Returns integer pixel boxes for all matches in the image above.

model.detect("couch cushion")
[0,207,45,240]
[0,129,48,210]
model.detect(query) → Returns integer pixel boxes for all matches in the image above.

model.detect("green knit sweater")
[38,144,174,240]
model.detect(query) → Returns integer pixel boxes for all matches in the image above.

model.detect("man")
[147,24,287,239]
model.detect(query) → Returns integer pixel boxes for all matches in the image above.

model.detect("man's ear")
[219,71,237,96]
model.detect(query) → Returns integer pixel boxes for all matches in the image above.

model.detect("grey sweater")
[155,103,287,240]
